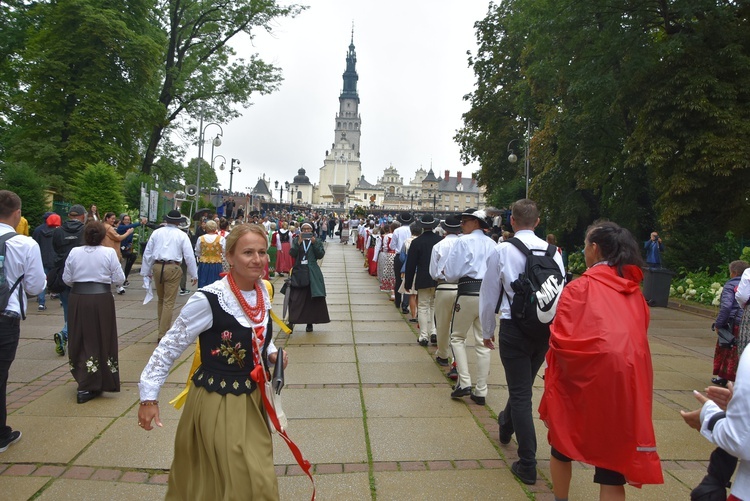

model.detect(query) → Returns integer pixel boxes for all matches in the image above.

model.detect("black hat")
[68,204,86,217]
[417,214,440,230]
[397,212,413,224]
[440,216,462,233]
[460,208,491,229]
[164,209,184,224]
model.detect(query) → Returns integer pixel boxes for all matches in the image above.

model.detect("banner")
[149,190,159,222]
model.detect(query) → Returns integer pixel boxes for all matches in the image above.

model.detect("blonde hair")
[204,220,217,232]
[225,224,268,255]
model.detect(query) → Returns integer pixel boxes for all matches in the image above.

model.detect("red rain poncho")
[539,264,664,486]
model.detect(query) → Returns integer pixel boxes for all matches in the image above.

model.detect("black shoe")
[511,461,537,485]
[409,318,418,323]
[77,390,101,404]
[711,377,728,387]
[0,430,21,452]
[430,334,437,345]
[450,385,472,399]
[401,306,409,314]
[436,356,450,367]
[498,411,513,444]
[470,393,486,405]
[305,324,313,332]
[418,338,428,347]
[122,281,130,288]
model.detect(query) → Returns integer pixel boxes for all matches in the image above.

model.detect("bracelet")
[140,400,159,406]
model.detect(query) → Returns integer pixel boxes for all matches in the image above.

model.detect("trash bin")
[642,267,675,307]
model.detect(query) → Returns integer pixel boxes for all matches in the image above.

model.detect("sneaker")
[447,366,458,380]
[430,334,437,345]
[0,430,22,453]
[53,332,65,356]
[418,338,429,347]
[409,318,418,323]
[38,304,47,311]
[179,289,190,296]
[117,287,125,295]
[511,461,537,485]
[436,356,450,366]
[122,281,130,288]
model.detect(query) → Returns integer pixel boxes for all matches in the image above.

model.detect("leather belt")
[436,283,458,291]
[71,282,111,294]
[457,277,482,296]
[154,259,180,265]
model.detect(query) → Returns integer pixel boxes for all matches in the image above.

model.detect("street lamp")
[507,118,531,198]
[197,121,223,202]
[274,180,289,205]
[220,158,241,192]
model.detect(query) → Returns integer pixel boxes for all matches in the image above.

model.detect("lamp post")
[274,180,289,206]
[211,155,226,207]
[220,158,241,192]
[507,118,531,198]
[197,120,223,202]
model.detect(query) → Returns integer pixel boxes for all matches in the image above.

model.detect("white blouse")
[139,278,277,401]
[63,245,125,286]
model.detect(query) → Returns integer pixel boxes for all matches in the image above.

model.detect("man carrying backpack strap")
[479,199,565,485]
[0,191,46,453]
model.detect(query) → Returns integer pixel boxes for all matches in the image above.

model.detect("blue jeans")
[37,267,49,306]
[0,316,20,440]
[60,287,70,338]
[498,319,549,468]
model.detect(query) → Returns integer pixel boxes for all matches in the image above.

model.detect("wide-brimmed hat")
[164,209,184,224]
[417,214,440,230]
[440,216,462,233]
[397,212,413,224]
[460,208,491,229]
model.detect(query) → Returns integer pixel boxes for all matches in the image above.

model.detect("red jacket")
[539,264,663,486]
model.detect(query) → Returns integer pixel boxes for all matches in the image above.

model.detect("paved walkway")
[1,241,726,499]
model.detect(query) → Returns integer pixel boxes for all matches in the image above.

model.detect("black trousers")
[0,316,20,441]
[393,254,403,308]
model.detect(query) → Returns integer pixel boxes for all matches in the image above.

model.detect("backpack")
[505,238,565,337]
[0,232,25,317]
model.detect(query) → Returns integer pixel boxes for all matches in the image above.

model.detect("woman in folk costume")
[274,221,293,275]
[364,222,376,272]
[194,220,225,288]
[539,221,663,499]
[138,224,289,500]
[266,222,277,277]
[373,222,398,298]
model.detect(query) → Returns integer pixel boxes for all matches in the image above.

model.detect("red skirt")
[367,248,377,275]
[713,325,740,381]
[276,242,293,274]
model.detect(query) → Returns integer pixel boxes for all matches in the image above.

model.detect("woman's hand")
[268,350,289,369]
[137,403,162,431]
[706,382,733,411]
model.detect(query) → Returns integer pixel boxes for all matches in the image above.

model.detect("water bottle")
[0,255,5,287]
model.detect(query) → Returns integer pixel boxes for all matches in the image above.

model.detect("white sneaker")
[117,287,125,295]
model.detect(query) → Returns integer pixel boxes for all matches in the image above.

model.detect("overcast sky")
[206,1,491,193]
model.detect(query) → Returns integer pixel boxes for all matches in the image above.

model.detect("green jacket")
[289,238,326,298]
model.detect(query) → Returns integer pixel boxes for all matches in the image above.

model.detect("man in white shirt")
[0,190,46,453]
[429,216,462,368]
[443,209,496,406]
[391,212,413,313]
[479,199,565,485]
[141,210,198,341]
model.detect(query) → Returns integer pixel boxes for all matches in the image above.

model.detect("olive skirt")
[166,386,279,500]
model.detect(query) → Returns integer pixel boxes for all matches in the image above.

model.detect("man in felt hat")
[429,216,463,371]
[442,208,496,405]
[391,212,413,312]
[404,215,442,346]
[141,210,198,341]
[50,204,87,355]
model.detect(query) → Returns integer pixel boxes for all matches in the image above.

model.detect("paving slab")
[35,479,167,500]
[374,469,526,500]
[278,471,370,500]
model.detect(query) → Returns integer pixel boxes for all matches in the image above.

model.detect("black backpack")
[505,238,565,337]
[0,232,25,317]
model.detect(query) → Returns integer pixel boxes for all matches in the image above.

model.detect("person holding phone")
[288,222,330,332]
[644,231,664,269]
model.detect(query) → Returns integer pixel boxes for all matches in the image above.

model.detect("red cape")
[539,264,663,486]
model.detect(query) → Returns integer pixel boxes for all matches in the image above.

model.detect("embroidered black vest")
[279,231,290,243]
[191,290,272,395]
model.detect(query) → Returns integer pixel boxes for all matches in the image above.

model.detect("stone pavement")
[1,240,728,500]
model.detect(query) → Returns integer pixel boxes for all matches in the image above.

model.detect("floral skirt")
[68,291,120,393]
[167,386,279,500]
[713,323,740,380]
[377,252,396,291]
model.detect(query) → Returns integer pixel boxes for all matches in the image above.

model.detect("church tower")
[317,30,363,206]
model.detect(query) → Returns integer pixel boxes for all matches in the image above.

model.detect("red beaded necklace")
[227,273,266,325]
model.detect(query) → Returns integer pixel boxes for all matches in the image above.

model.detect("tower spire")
[341,26,358,100]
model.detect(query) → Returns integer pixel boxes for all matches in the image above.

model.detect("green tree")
[0,163,49,229]
[184,158,218,201]
[5,0,163,181]
[71,162,126,215]
[123,172,154,213]
[140,0,305,173]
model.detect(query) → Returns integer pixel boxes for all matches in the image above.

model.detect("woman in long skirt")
[339,218,349,244]
[63,222,125,404]
[267,222,277,276]
[374,224,396,297]
[275,221,293,275]
[195,220,225,288]
[288,222,330,332]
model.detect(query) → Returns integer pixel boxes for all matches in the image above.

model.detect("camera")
[302,232,313,240]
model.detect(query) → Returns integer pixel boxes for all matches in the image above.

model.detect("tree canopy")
[457,0,750,270]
